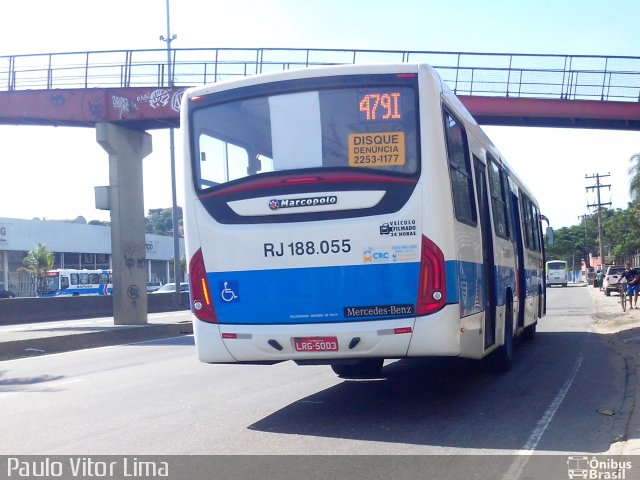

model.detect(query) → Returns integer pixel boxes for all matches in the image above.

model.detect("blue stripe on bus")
[447,260,518,316]
[208,262,420,325]
[208,260,529,324]
[39,286,112,297]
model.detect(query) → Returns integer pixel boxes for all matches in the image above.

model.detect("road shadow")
[127,335,195,347]
[248,330,627,453]
[0,370,66,392]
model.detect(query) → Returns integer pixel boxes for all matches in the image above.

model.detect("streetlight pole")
[578,213,589,282]
[160,0,181,305]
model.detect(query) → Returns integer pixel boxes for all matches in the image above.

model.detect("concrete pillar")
[96,123,152,325]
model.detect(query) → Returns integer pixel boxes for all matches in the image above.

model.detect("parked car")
[0,288,16,299]
[152,282,189,293]
[603,265,626,296]
[146,281,163,293]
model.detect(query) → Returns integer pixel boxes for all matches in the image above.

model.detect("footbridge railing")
[2,47,640,102]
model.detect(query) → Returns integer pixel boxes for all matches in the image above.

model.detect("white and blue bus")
[181,63,548,376]
[37,269,113,297]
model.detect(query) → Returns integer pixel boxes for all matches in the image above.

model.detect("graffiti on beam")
[150,89,170,109]
[107,88,187,120]
[112,95,138,119]
[137,89,170,109]
[171,90,183,112]
[135,89,184,112]
[50,94,65,106]
[88,101,104,119]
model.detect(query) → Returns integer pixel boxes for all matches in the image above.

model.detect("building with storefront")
[0,216,184,296]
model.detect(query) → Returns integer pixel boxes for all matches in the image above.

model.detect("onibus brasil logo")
[567,456,633,479]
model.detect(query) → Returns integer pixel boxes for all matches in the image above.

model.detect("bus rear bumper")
[192,316,418,364]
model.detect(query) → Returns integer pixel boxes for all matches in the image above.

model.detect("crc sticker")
[363,245,419,264]
[348,132,405,167]
[363,248,391,263]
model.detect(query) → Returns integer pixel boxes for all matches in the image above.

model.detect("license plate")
[293,336,338,352]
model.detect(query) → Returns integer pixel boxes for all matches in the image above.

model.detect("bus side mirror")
[546,226,554,245]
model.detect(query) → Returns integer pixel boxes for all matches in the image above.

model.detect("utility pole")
[585,173,611,268]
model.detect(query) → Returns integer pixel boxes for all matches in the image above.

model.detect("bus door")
[473,157,496,349]
[510,191,526,329]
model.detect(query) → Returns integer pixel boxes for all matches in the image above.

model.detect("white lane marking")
[502,354,584,480]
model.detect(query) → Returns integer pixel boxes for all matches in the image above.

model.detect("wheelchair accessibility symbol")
[220,281,239,302]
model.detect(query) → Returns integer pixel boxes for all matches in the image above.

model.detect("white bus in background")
[181,63,549,377]
[37,269,113,297]
[546,260,568,287]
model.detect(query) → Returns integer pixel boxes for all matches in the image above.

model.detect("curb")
[586,284,640,455]
[0,322,193,361]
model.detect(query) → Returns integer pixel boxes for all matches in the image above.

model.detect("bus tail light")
[189,248,218,323]
[416,235,446,316]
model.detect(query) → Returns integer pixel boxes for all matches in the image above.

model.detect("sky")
[1,0,639,229]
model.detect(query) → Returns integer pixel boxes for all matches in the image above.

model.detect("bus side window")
[89,273,99,284]
[70,273,79,286]
[529,201,539,250]
[61,277,70,290]
[79,273,89,285]
[443,108,477,226]
[521,194,538,251]
[487,157,510,239]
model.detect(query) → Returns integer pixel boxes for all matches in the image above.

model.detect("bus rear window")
[191,78,418,191]
[547,262,566,270]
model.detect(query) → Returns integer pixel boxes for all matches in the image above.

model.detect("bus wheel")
[330,359,384,378]
[538,287,544,318]
[491,312,513,373]
[523,322,536,341]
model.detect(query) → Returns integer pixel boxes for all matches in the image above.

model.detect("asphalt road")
[0,286,630,468]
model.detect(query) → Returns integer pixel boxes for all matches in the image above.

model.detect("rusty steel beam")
[2,87,640,131]
[0,87,186,130]
[459,96,640,130]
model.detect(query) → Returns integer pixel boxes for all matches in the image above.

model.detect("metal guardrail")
[1,47,640,102]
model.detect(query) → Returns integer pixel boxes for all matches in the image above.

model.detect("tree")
[168,255,187,283]
[88,220,110,227]
[145,207,183,236]
[19,243,54,295]
[628,152,640,203]
[603,206,640,259]
[546,219,595,269]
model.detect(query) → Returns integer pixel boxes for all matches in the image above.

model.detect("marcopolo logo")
[269,195,337,211]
